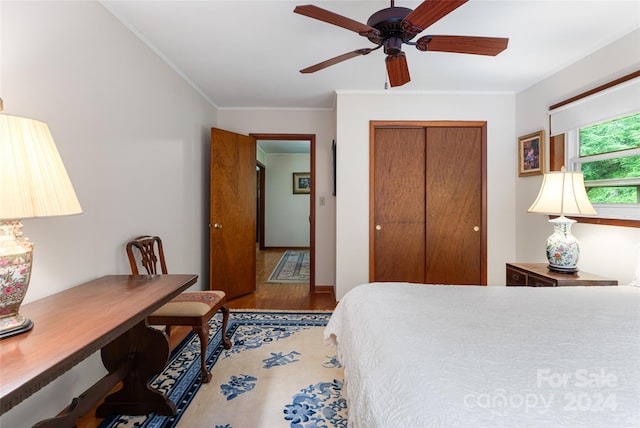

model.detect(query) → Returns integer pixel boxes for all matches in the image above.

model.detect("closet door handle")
[376,225,382,231]
[473,226,479,232]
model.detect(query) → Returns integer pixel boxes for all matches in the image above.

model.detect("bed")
[324,283,640,427]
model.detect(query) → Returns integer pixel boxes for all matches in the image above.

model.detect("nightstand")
[506,263,618,287]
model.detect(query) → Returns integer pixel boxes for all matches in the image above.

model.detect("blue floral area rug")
[98,311,346,428]
[267,250,310,283]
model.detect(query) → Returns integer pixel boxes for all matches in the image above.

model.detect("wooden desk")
[0,274,198,426]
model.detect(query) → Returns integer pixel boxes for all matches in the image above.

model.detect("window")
[550,73,640,222]
[566,112,640,220]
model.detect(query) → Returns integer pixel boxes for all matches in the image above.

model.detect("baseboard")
[263,246,310,250]
[313,285,336,305]
[314,285,335,295]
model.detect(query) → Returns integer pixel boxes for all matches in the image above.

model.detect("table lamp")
[527,168,596,273]
[0,106,82,339]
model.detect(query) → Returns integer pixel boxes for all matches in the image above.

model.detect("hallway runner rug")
[98,310,346,428]
[267,250,310,283]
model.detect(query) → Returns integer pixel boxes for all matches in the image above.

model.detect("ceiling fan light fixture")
[386,52,410,87]
[384,36,404,55]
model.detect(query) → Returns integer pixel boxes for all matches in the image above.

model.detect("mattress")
[324,283,640,428]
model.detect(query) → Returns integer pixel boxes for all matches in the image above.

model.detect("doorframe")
[250,133,316,292]
[256,161,266,250]
[369,121,488,284]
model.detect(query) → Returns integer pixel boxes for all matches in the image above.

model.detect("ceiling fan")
[294,0,509,87]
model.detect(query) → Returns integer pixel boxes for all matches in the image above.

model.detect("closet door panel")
[373,127,426,283]
[425,127,482,284]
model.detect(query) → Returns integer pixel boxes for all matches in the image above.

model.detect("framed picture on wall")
[293,172,311,194]
[518,130,545,177]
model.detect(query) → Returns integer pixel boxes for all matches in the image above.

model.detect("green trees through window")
[579,112,640,204]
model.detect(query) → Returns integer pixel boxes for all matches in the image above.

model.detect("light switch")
[319,196,326,206]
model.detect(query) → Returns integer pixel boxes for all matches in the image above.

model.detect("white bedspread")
[325,283,640,428]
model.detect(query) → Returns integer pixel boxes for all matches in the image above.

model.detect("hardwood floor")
[76,247,335,428]
[229,247,336,310]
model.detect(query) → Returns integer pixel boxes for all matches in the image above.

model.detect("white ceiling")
[100,0,639,110]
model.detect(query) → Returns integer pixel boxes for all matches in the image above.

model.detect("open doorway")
[252,133,315,292]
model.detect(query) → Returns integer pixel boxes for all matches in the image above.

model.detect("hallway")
[227,247,336,311]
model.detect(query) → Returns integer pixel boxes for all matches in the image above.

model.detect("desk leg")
[96,321,176,417]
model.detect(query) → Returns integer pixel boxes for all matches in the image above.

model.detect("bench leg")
[96,321,176,417]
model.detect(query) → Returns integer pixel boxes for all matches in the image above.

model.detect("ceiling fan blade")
[416,35,509,56]
[300,48,373,74]
[402,0,468,36]
[294,5,379,37]
[385,53,411,87]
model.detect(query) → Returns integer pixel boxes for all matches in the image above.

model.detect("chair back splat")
[126,235,167,275]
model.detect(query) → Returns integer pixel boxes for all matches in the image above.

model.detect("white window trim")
[566,130,640,221]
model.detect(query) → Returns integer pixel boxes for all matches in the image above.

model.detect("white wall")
[217,108,336,286]
[515,29,640,284]
[257,144,267,164]
[1,2,217,427]
[4,2,636,426]
[335,92,516,299]
[265,153,311,247]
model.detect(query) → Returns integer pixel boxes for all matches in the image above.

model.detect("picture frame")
[292,172,310,194]
[518,130,545,177]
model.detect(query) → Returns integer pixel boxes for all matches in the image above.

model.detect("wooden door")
[370,122,486,285]
[372,127,426,282]
[210,128,256,299]
[425,127,482,284]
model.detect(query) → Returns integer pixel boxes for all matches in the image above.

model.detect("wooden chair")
[126,235,232,383]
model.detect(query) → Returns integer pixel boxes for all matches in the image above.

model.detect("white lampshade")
[0,114,82,219]
[527,170,596,216]
[0,112,82,338]
[527,169,596,273]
